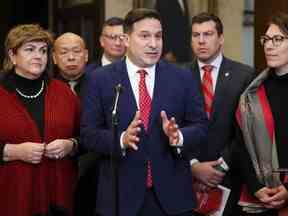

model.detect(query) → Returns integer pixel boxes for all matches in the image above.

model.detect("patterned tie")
[201,65,214,119]
[138,70,152,130]
[138,69,153,188]
[68,80,77,95]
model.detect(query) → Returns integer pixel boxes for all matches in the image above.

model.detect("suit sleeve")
[179,70,208,159]
[80,72,122,157]
[0,143,5,165]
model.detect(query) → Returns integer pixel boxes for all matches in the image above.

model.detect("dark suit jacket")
[54,70,100,216]
[189,57,255,215]
[189,57,255,164]
[55,72,86,97]
[81,59,208,216]
[85,60,102,75]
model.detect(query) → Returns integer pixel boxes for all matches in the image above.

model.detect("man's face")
[124,18,163,68]
[53,33,88,80]
[100,25,126,61]
[263,24,288,71]
[191,20,224,63]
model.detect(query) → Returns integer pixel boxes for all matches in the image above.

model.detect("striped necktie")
[201,65,214,118]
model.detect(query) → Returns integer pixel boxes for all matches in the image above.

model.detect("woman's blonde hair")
[2,24,54,72]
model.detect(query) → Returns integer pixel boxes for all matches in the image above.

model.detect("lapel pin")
[225,72,230,77]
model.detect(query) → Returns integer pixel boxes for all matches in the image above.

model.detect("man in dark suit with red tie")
[81,8,208,216]
[188,12,255,216]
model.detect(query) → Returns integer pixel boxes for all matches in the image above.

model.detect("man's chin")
[198,55,213,63]
[63,71,83,79]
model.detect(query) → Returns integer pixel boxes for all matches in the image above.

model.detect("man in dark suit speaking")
[188,12,255,216]
[81,8,208,216]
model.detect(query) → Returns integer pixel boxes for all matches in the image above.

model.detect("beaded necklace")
[15,80,44,99]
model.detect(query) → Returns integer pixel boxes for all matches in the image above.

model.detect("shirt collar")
[101,54,112,66]
[125,56,156,79]
[197,53,223,71]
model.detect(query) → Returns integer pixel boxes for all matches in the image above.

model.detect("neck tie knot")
[138,69,147,79]
[202,65,213,73]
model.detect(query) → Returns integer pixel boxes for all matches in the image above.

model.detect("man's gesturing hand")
[123,111,142,151]
[161,110,180,145]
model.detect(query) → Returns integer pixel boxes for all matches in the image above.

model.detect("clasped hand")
[255,185,288,209]
[11,139,74,164]
[44,139,74,160]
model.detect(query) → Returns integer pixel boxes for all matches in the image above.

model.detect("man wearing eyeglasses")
[86,17,127,74]
[99,17,126,66]
[187,12,255,216]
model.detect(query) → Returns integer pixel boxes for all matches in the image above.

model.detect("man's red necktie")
[138,69,153,188]
[201,65,214,119]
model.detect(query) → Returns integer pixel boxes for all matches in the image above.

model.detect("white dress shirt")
[198,53,223,93]
[126,56,155,106]
[101,54,113,66]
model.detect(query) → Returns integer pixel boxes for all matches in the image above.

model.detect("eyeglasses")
[260,35,288,47]
[102,34,125,42]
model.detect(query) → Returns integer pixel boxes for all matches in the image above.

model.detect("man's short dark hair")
[268,12,288,36]
[123,8,162,34]
[102,17,124,32]
[191,12,223,35]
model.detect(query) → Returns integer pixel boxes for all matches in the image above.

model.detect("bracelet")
[69,138,78,153]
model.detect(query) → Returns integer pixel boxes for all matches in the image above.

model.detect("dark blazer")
[189,57,254,163]
[55,72,86,97]
[81,59,208,216]
[85,60,102,75]
[189,57,255,215]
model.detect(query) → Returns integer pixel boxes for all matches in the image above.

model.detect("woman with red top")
[237,12,288,216]
[0,24,80,216]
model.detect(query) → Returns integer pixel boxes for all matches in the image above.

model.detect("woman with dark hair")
[0,24,79,216]
[237,12,288,216]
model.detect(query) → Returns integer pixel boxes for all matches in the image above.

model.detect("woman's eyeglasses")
[260,35,288,47]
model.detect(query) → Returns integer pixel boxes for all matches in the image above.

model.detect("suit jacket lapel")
[190,58,232,121]
[113,60,138,129]
[211,57,232,120]
[190,60,202,90]
[147,62,165,131]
